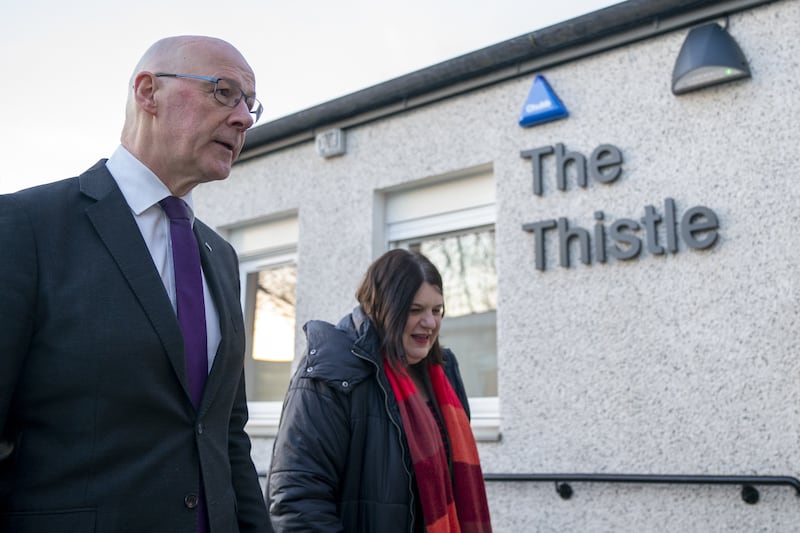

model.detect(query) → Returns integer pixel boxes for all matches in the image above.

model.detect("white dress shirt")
[105,145,221,372]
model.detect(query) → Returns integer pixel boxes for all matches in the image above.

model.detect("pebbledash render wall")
[196,0,800,530]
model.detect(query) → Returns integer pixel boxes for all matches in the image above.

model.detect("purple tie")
[160,196,209,533]
[160,196,208,406]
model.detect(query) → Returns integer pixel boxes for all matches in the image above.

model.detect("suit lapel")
[80,164,192,401]
[194,223,241,412]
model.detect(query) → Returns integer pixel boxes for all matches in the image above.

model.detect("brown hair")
[355,249,445,367]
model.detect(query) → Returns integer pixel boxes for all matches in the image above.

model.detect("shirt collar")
[105,145,195,220]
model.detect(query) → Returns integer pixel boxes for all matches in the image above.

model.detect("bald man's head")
[120,36,258,195]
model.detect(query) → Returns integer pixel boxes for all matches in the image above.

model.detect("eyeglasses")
[155,73,263,122]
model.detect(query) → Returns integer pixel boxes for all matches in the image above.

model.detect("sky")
[0,0,620,194]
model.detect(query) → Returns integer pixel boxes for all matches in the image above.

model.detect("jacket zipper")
[351,348,416,533]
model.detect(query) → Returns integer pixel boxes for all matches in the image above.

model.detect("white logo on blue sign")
[519,75,568,127]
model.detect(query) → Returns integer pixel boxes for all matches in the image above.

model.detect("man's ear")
[133,71,158,115]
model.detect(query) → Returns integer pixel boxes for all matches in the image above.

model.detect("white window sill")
[245,396,501,441]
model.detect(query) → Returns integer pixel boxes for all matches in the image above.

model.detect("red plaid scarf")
[384,357,492,533]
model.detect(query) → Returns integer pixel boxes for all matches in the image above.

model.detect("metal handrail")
[483,473,800,504]
[256,470,799,504]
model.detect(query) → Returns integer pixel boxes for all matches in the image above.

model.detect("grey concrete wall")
[197,1,800,530]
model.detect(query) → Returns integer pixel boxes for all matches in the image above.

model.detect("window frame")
[238,247,297,437]
[387,187,500,442]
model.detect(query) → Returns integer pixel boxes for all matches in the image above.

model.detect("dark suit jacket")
[0,161,270,532]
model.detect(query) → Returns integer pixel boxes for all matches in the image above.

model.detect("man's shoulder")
[9,175,78,201]
[8,160,110,203]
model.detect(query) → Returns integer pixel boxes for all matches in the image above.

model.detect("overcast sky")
[0,0,619,193]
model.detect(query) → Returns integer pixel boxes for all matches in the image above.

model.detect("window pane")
[438,311,497,399]
[245,263,296,402]
[407,228,497,397]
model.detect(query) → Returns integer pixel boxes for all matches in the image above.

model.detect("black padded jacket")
[267,306,470,533]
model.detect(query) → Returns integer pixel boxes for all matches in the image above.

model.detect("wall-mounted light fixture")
[672,22,750,95]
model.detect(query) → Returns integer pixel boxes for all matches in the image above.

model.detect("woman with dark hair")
[267,249,492,532]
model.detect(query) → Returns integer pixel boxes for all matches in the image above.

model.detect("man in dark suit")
[0,36,270,532]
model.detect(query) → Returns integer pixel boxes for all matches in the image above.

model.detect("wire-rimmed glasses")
[155,73,263,122]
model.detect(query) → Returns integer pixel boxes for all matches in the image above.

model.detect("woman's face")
[402,282,444,365]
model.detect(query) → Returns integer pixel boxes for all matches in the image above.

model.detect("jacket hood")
[301,307,381,393]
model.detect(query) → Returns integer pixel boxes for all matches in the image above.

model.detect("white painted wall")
[197,1,800,529]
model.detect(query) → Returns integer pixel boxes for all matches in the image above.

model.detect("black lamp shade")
[672,22,751,95]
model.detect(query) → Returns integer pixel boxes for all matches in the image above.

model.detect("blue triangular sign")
[518,75,569,127]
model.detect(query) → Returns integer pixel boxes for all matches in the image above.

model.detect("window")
[228,216,298,436]
[406,228,497,398]
[385,165,500,440]
[242,261,296,402]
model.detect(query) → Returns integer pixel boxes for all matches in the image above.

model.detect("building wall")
[196,1,800,530]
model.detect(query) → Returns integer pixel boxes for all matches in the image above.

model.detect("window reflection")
[410,230,497,317]
[244,263,296,402]
[407,228,497,397]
